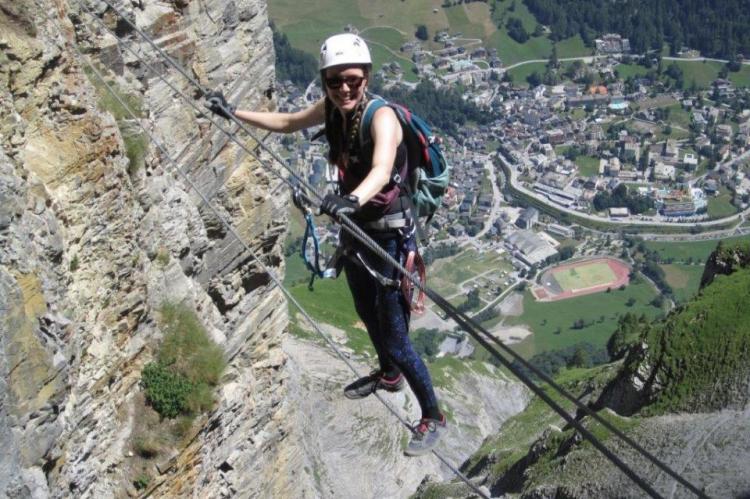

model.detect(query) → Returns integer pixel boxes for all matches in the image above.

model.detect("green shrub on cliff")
[141,303,225,418]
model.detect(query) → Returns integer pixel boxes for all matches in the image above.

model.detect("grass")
[664,103,692,129]
[289,277,359,332]
[661,263,704,304]
[555,35,589,59]
[506,61,546,85]
[270,0,591,76]
[443,3,486,40]
[82,62,148,175]
[82,64,144,120]
[123,131,148,176]
[642,235,750,264]
[141,303,226,418]
[507,281,661,358]
[707,187,739,219]
[429,249,511,298]
[574,155,600,177]
[458,363,621,486]
[728,65,750,88]
[360,26,405,51]
[637,267,750,415]
[551,262,617,291]
[614,63,649,80]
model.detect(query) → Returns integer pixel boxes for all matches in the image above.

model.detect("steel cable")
[79,3,709,497]
[71,42,489,499]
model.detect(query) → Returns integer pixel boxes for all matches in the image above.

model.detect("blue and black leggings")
[343,229,441,420]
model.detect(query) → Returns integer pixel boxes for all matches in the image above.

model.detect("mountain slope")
[417,242,750,498]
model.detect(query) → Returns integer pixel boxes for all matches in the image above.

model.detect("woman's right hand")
[205,91,235,120]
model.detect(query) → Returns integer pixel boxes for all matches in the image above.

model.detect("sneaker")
[343,371,405,400]
[404,415,447,457]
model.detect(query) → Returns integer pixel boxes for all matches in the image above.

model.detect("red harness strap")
[401,249,426,315]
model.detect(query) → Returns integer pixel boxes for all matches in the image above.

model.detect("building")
[661,201,696,217]
[595,34,631,54]
[717,124,734,142]
[682,153,698,170]
[507,230,558,266]
[546,128,565,145]
[654,162,676,181]
[516,207,539,229]
[609,207,630,217]
[546,223,575,238]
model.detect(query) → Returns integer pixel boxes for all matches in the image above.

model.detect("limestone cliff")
[0,2,531,497]
[0,0,293,496]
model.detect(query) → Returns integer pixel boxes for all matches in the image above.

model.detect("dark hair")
[322,66,370,167]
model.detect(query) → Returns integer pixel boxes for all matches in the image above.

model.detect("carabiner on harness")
[294,186,343,289]
[401,249,426,315]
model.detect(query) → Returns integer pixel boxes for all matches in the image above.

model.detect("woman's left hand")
[320,193,360,220]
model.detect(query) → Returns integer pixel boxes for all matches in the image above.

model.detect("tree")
[415,25,428,41]
[568,347,590,368]
[559,246,575,261]
[526,71,542,87]
[548,44,559,69]
[506,17,529,43]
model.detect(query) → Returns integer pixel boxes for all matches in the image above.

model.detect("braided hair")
[324,94,368,169]
[322,66,370,170]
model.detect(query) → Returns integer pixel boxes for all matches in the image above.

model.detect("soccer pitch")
[552,262,617,291]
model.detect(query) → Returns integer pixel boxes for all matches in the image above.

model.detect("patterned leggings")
[343,229,440,419]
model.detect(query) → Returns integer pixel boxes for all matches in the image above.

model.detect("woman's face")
[324,66,367,114]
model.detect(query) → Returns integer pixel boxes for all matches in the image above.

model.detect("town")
[278,27,750,267]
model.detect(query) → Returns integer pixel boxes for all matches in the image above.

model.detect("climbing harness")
[402,247,426,315]
[76,5,711,498]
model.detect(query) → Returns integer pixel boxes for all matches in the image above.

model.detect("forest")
[371,78,492,135]
[522,0,750,59]
[272,23,318,88]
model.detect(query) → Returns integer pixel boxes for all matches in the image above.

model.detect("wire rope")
[78,3,709,497]
[71,42,489,499]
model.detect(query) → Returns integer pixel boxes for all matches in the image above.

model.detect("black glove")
[205,90,235,120]
[320,193,360,220]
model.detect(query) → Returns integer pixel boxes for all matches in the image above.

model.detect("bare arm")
[233,97,326,133]
[350,106,403,205]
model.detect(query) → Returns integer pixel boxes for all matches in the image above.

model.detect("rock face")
[1,0,293,496]
[1,2,529,497]
[283,335,529,499]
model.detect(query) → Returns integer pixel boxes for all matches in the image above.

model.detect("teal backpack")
[361,97,451,223]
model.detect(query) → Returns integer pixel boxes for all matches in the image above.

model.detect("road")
[476,156,503,239]
[498,152,750,234]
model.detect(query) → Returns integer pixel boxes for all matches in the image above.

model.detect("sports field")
[533,257,630,301]
[553,262,616,291]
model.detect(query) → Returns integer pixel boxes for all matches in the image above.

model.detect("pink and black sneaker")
[404,414,447,456]
[343,370,405,399]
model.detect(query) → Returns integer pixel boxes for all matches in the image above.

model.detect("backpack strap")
[359,97,389,146]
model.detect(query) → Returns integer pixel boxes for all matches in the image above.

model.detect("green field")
[574,155,601,177]
[642,235,750,263]
[508,281,662,358]
[506,62,546,85]
[614,63,649,80]
[551,262,617,291]
[707,187,739,219]
[270,0,588,71]
[429,248,511,297]
[662,263,704,303]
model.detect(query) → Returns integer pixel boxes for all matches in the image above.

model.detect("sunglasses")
[325,75,365,90]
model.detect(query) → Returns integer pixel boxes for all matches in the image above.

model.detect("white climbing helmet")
[319,33,372,70]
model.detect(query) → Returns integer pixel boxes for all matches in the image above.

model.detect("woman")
[206,33,446,456]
